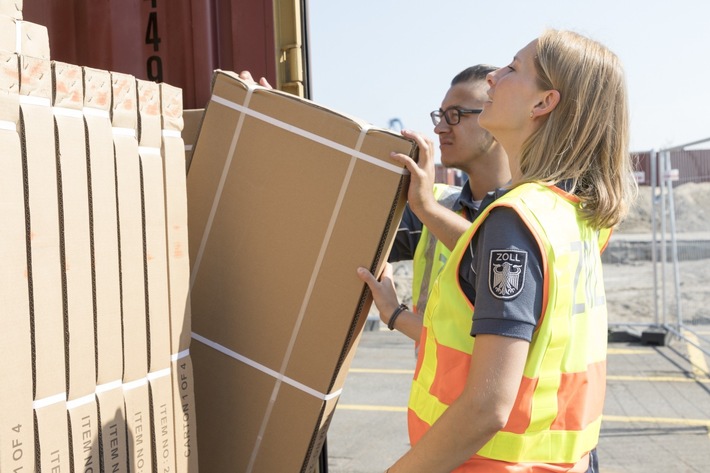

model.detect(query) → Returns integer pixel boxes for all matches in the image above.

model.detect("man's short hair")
[451,64,498,85]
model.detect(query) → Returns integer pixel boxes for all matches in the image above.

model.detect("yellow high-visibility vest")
[408,183,611,470]
[411,183,464,315]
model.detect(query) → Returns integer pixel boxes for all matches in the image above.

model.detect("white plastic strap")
[210,94,407,175]
[184,144,194,152]
[123,377,148,392]
[95,379,123,394]
[147,367,171,381]
[112,127,136,137]
[162,129,181,138]
[66,393,95,410]
[33,392,67,410]
[53,107,84,119]
[19,95,51,107]
[138,146,161,155]
[83,107,110,119]
[171,349,190,362]
[191,332,341,402]
[0,120,16,132]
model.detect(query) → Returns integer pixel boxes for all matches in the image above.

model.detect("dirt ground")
[390,182,710,328]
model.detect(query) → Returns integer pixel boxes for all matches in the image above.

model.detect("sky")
[306,0,710,159]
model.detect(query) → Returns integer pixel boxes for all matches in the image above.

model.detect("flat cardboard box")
[111,71,153,473]
[182,108,204,171]
[0,50,34,473]
[161,82,199,473]
[137,78,176,473]
[0,0,22,19]
[0,16,49,59]
[83,65,128,472]
[20,54,71,473]
[187,71,414,472]
[52,61,101,470]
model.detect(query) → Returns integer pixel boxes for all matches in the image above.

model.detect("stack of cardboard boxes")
[1,1,416,472]
[0,2,197,472]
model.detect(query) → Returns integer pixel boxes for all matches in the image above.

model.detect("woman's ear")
[532,89,560,118]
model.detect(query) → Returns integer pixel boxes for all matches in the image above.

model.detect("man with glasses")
[387,64,510,325]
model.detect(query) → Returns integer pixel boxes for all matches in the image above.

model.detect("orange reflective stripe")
[551,360,606,431]
[430,342,470,405]
[453,453,590,472]
[407,408,429,445]
[501,375,538,434]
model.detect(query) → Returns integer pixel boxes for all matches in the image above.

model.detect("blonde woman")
[358,29,637,472]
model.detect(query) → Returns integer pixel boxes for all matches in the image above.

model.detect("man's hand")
[238,70,273,89]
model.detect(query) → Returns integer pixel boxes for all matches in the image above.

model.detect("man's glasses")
[430,107,483,126]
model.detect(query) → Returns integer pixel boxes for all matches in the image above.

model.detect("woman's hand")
[356,264,400,325]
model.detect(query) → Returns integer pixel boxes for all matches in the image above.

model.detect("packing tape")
[147,367,172,381]
[123,377,148,392]
[171,349,190,362]
[96,379,123,394]
[33,392,67,410]
[162,129,181,139]
[138,145,161,155]
[66,393,95,410]
[52,107,84,119]
[112,127,136,137]
[83,107,110,119]
[210,94,408,175]
[19,95,51,107]
[191,332,342,402]
[189,86,255,291]
[0,120,16,131]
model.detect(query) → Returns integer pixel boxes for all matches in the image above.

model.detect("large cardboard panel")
[187,71,413,472]
[19,54,71,472]
[83,65,128,472]
[137,79,171,373]
[137,78,176,473]
[0,50,34,473]
[0,16,49,59]
[161,82,198,472]
[52,61,95,397]
[53,60,101,471]
[111,71,153,473]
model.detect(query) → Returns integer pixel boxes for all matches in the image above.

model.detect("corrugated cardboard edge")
[302,137,416,473]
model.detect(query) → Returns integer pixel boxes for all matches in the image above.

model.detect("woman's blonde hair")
[520,29,637,229]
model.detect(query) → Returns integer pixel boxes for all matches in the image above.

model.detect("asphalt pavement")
[326,323,710,473]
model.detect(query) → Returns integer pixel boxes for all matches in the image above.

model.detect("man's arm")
[390,130,471,251]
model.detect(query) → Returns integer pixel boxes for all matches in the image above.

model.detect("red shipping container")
[23,0,278,109]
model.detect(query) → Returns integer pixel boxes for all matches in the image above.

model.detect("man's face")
[435,81,496,172]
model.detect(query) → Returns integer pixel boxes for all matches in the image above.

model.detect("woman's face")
[478,39,544,142]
